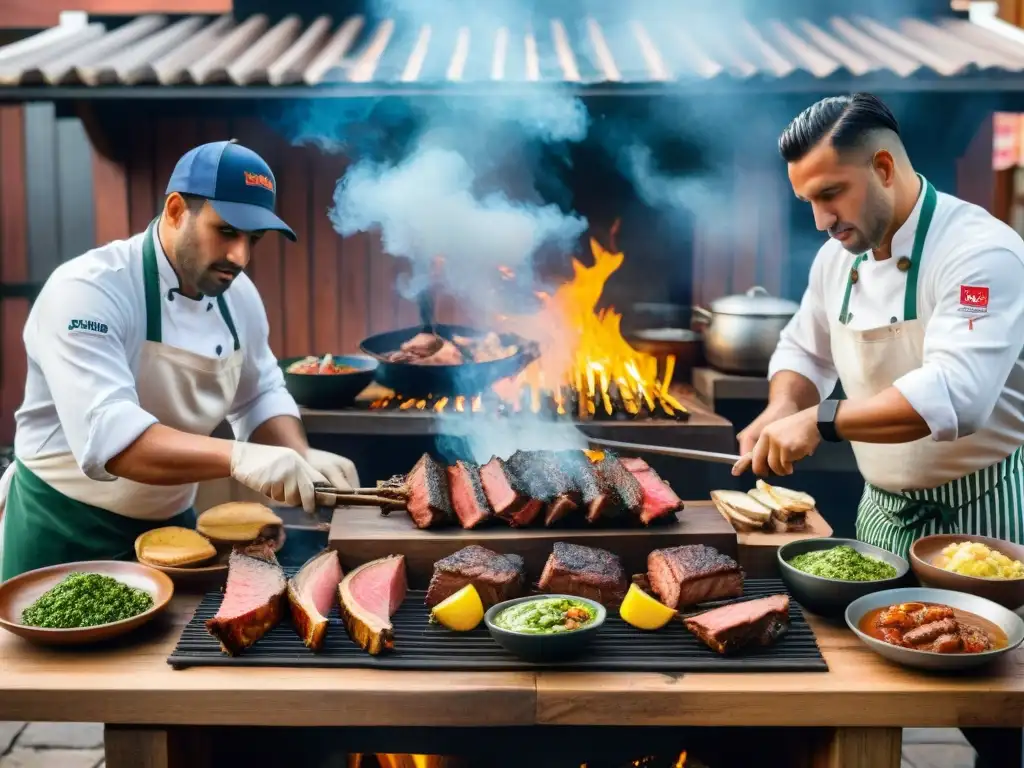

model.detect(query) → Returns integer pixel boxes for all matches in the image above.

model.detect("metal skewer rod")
[585,437,742,466]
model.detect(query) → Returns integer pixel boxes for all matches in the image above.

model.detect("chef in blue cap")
[0,140,357,580]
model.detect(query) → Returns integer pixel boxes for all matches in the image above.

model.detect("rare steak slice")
[479,456,542,527]
[627,463,684,524]
[425,545,526,608]
[206,546,287,655]
[684,594,790,654]
[337,554,407,655]
[648,545,743,609]
[588,454,644,522]
[538,541,628,606]
[405,453,455,529]
[287,549,343,651]
[447,460,494,529]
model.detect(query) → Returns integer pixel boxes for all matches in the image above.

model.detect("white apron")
[830,177,1024,558]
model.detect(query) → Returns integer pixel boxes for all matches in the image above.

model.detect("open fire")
[349,752,698,767]
[372,236,687,422]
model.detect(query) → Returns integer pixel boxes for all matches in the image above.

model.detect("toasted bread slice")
[135,526,217,567]
[747,488,804,525]
[712,499,762,532]
[197,502,283,544]
[755,479,815,513]
[711,490,773,532]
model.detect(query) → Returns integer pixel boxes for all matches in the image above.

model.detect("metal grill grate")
[168,577,828,672]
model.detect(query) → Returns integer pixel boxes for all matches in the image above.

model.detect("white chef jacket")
[13,229,301,483]
[769,185,1024,444]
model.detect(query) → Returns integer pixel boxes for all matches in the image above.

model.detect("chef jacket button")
[207,303,213,311]
[890,316,898,324]
[216,345,223,355]
[897,257,912,272]
[850,268,859,284]
[167,292,174,302]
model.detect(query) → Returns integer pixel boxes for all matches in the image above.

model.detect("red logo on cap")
[960,285,989,309]
[244,171,274,192]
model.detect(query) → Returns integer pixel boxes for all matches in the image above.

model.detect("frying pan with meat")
[359,324,538,398]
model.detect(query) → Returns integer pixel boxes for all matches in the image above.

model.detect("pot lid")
[708,286,798,316]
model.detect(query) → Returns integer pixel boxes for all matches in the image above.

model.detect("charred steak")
[206,546,287,655]
[684,594,790,654]
[287,549,343,651]
[506,450,581,526]
[337,554,408,655]
[447,460,494,529]
[538,541,628,606]
[425,545,526,608]
[627,463,684,524]
[479,456,543,527]
[406,453,455,529]
[588,454,644,522]
[648,545,743,609]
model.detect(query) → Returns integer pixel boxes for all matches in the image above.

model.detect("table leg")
[104,725,212,768]
[962,727,1022,768]
[813,727,902,768]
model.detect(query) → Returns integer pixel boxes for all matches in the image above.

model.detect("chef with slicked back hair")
[0,140,358,580]
[733,93,1024,563]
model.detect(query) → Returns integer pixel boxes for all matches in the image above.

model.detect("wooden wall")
[1,0,230,28]
[0,107,28,446]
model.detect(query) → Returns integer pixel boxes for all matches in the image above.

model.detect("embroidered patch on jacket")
[67,319,109,335]
[958,285,989,316]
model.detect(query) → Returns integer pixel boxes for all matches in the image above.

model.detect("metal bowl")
[279,354,378,409]
[484,594,606,663]
[911,534,1024,611]
[845,587,1024,671]
[777,538,910,617]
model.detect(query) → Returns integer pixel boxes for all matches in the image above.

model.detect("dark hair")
[778,93,901,163]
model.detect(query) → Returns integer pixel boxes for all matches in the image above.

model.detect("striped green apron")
[832,176,1024,559]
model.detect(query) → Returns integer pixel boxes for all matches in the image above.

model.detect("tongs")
[585,437,742,466]
[314,484,407,508]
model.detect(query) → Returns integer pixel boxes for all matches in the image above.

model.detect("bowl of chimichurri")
[777,538,910,618]
[484,594,606,662]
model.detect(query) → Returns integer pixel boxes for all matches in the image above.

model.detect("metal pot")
[693,286,798,375]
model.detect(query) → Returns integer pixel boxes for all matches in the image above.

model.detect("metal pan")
[359,323,539,398]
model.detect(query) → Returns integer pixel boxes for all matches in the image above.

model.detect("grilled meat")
[425,545,526,608]
[206,547,286,655]
[647,545,744,609]
[287,549,343,651]
[337,554,407,655]
[538,541,628,606]
[684,594,790,654]
[628,463,684,524]
[447,460,494,529]
[506,450,581,526]
[589,454,644,522]
[406,453,455,529]
[903,618,959,647]
[479,456,543,526]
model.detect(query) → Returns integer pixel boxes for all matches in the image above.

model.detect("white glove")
[230,442,327,514]
[305,449,359,506]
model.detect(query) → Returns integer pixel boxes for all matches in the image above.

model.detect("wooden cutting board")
[328,504,737,589]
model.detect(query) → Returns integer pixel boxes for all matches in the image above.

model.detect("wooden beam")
[1,0,230,26]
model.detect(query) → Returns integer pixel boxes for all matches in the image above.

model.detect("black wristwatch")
[817,399,843,442]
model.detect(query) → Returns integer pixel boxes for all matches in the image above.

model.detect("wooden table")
[2,592,1022,768]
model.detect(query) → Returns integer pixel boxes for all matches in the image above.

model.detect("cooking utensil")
[359,323,539,398]
[910,534,1024,611]
[585,437,742,466]
[777,538,910,618]
[0,560,174,646]
[845,587,1024,671]
[278,354,378,409]
[625,327,703,384]
[693,286,798,375]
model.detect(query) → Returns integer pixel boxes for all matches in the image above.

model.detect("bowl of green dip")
[484,594,606,663]
[777,538,910,617]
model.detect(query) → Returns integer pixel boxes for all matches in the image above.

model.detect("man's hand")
[230,442,327,513]
[735,401,801,458]
[732,406,821,477]
[305,449,359,505]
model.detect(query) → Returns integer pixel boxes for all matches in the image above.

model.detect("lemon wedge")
[430,584,485,632]
[619,583,676,630]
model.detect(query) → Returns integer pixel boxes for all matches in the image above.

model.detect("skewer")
[316,492,406,508]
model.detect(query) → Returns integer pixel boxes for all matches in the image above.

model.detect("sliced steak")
[405,453,455,529]
[538,541,628,606]
[648,544,743,609]
[425,545,526,608]
[479,456,543,526]
[287,549,343,651]
[684,594,790,654]
[588,454,644,522]
[338,554,407,655]
[447,461,493,529]
[206,547,287,655]
[506,450,580,526]
[628,464,684,524]
[620,457,649,473]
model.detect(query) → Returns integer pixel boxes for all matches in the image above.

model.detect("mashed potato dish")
[934,541,1024,579]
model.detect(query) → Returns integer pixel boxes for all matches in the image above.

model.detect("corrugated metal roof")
[2,8,1024,90]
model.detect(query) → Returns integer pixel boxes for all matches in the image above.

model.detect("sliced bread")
[755,479,816,513]
[711,490,773,532]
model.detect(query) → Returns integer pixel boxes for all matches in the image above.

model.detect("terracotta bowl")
[910,534,1024,610]
[0,560,174,646]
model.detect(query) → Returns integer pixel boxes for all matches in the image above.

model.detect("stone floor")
[0,722,982,767]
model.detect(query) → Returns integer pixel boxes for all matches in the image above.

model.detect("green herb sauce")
[492,597,597,634]
[788,545,897,582]
[21,573,154,629]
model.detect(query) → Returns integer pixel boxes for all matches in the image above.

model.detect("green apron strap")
[1,461,194,581]
[142,218,162,344]
[838,254,868,325]
[216,296,241,352]
[903,176,938,322]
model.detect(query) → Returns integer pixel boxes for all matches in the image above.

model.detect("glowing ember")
[371,237,687,421]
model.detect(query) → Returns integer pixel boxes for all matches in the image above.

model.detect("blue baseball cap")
[165,140,296,241]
